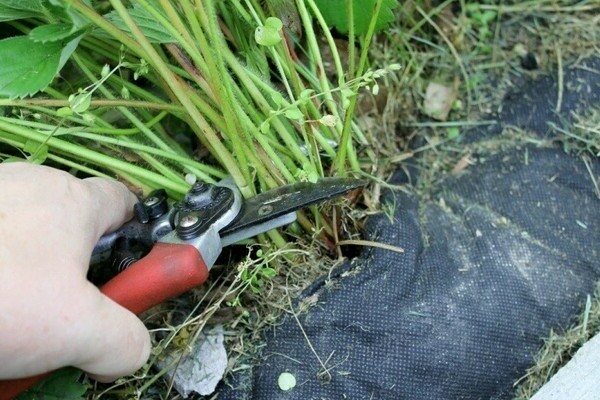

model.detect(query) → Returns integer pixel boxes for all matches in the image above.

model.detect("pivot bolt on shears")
[0,177,365,399]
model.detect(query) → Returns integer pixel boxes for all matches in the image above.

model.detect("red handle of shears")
[0,242,209,400]
[100,242,210,315]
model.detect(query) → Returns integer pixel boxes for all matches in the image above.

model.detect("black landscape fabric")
[216,56,600,399]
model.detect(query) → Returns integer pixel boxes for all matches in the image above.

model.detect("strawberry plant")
[0,0,398,397]
[1,0,398,241]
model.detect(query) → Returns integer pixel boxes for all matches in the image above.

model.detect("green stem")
[77,57,223,182]
[223,50,311,171]
[347,0,355,79]
[0,99,183,113]
[2,117,223,181]
[73,55,189,185]
[295,0,342,132]
[199,0,252,190]
[232,97,294,184]
[75,56,169,151]
[139,0,212,90]
[306,0,345,87]
[0,120,188,193]
[0,134,111,180]
[334,0,384,174]
[106,0,248,193]
[47,154,112,179]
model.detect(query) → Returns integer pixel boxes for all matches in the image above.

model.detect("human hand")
[0,163,151,382]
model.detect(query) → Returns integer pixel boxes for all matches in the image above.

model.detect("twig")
[582,156,600,199]
[287,296,332,381]
[582,295,592,334]
[336,239,405,254]
[265,352,304,365]
[480,3,600,13]
[555,44,563,113]
[491,0,504,64]
[405,120,497,128]
[332,206,343,260]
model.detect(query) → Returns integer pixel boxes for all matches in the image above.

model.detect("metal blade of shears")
[219,177,365,246]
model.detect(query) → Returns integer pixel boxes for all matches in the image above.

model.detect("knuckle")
[85,178,128,205]
[49,170,89,209]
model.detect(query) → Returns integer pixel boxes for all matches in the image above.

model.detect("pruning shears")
[0,177,364,399]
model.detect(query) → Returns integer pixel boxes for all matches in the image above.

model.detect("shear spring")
[114,256,138,272]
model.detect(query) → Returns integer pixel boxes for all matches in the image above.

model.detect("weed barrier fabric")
[215,57,600,399]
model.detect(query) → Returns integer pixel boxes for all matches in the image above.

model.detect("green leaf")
[271,91,285,106]
[23,139,48,164]
[0,0,44,22]
[261,267,277,278]
[313,0,398,35]
[371,83,380,95]
[300,89,314,101]
[255,26,281,46]
[478,11,497,25]
[307,170,319,183]
[284,107,303,120]
[45,0,92,29]
[81,113,95,123]
[1,156,24,163]
[241,268,250,281]
[29,23,76,43]
[250,284,261,294]
[260,120,270,134]
[255,16,283,47]
[447,127,460,139]
[0,35,81,98]
[265,16,283,31]
[17,367,87,400]
[56,106,73,117]
[69,92,91,114]
[300,161,320,183]
[103,2,176,43]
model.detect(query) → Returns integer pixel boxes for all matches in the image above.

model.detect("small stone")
[422,82,457,121]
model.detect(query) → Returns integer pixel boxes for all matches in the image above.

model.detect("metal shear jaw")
[161,177,243,267]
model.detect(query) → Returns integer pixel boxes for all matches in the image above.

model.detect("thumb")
[72,283,151,382]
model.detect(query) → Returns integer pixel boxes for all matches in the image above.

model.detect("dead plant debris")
[513,282,600,399]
